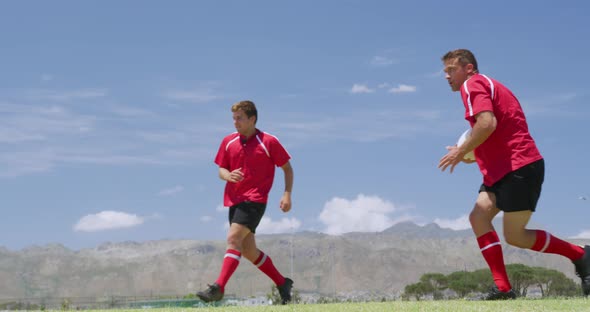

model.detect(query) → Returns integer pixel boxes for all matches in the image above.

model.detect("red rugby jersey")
[461,74,543,186]
[214,129,291,207]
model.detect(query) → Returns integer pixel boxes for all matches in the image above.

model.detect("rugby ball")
[457,129,476,161]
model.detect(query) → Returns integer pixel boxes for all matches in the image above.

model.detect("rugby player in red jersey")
[197,100,294,304]
[439,49,590,299]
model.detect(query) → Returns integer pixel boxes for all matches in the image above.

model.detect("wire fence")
[0,295,220,310]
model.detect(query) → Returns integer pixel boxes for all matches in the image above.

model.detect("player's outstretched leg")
[528,230,589,296]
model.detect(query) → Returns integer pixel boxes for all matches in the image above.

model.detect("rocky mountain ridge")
[0,222,587,299]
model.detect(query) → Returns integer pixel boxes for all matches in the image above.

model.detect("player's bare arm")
[438,111,496,173]
[465,111,497,152]
[279,161,293,213]
[219,167,244,183]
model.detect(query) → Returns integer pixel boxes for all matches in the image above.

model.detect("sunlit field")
[67,299,589,312]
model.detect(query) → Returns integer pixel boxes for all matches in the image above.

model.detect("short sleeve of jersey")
[463,77,494,122]
[268,137,291,167]
[214,137,230,169]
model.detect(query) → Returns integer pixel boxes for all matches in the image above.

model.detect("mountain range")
[1,222,588,300]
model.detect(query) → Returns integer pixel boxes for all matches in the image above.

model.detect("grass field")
[80,299,590,312]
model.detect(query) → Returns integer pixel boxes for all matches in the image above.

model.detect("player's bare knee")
[504,234,522,247]
[468,209,480,226]
[242,251,257,263]
[469,205,488,225]
[503,229,526,248]
[474,196,493,210]
[226,235,243,250]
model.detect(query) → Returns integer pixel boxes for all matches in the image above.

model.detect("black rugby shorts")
[228,201,267,233]
[479,159,544,212]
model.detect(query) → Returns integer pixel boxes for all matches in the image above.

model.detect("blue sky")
[1,1,589,250]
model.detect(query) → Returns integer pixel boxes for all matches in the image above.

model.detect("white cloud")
[426,70,444,78]
[273,108,444,145]
[0,103,95,143]
[369,49,400,67]
[58,152,164,166]
[157,185,185,196]
[108,105,155,118]
[571,230,590,239]
[350,84,375,94]
[163,90,219,103]
[434,214,471,230]
[521,92,579,116]
[200,216,213,223]
[388,84,417,93]
[0,81,442,179]
[319,194,414,235]
[0,150,56,177]
[216,205,227,212]
[0,99,221,177]
[25,88,108,101]
[0,128,45,143]
[370,56,395,67]
[136,130,190,144]
[257,216,301,234]
[73,211,144,232]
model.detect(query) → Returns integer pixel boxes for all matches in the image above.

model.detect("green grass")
[67,299,590,312]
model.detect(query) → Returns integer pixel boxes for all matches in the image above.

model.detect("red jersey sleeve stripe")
[463,74,496,118]
[463,80,474,117]
[255,134,270,158]
[480,74,495,101]
[225,135,240,151]
[266,133,292,158]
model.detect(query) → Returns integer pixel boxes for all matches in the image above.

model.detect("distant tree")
[506,263,535,296]
[531,266,554,297]
[405,263,581,300]
[420,273,448,299]
[530,266,579,297]
[547,273,578,297]
[470,268,494,293]
[403,282,430,301]
[447,271,478,298]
